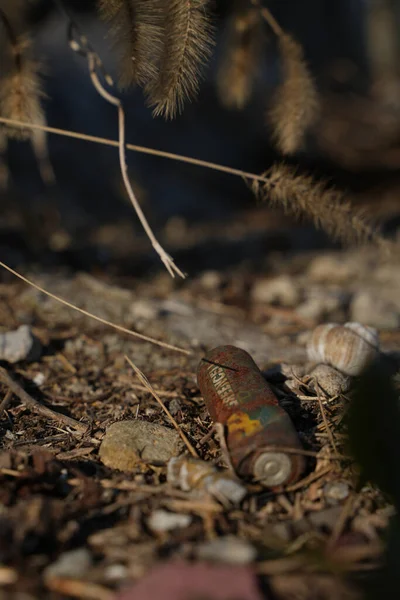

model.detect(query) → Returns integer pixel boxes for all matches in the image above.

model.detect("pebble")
[297,506,343,532]
[251,275,299,307]
[350,291,400,330]
[148,510,192,533]
[296,289,344,321]
[200,270,221,290]
[307,254,356,283]
[323,481,350,505]
[168,399,182,416]
[99,420,184,471]
[308,364,351,396]
[44,548,92,581]
[196,536,257,565]
[0,325,42,363]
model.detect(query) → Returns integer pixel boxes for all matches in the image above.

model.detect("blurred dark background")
[1,0,400,278]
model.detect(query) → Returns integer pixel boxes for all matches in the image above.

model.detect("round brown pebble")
[99,420,184,471]
[309,364,351,396]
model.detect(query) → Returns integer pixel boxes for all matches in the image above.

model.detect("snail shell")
[307,322,379,376]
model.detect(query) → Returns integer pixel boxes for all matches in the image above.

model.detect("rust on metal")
[197,345,304,487]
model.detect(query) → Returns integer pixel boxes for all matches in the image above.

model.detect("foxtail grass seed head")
[252,163,387,250]
[98,0,164,88]
[0,13,45,141]
[269,34,320,155]
[217,6,264,110]
[147,0,215,119]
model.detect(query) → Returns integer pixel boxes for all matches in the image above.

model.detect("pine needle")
[148,0,214,119]
[217,5,264,110]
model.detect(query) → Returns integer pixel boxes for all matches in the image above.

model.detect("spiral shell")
[307,322,379,376]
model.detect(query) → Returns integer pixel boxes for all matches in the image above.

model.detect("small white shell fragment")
[196,536,256,565]
[307,322,379,376]
[167,456,247,506]
[0,325,42,363]
[148,509,192,533]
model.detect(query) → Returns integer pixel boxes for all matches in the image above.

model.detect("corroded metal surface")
[197,345,304,487]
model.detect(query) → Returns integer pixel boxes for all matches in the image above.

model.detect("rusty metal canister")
[197,345,304,487]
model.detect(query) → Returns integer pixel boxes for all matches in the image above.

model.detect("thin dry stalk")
[45,578,112,600]
[285,466,333,493]
[0,115,264,181]
[0,389,13,418]
[148,0,214,118]
[124,355,198,457]
[87,54,185,278]
[315,381,339,458]
[0,259,190,355]
[327,494,356,548]
[58,7,185,278]
[0,367,88,435]
[0,114,395,256]
[214,422,235,473]
[217,4,264,110]
[98,0,164,87]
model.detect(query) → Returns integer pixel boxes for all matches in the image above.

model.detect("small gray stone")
[0,325,42,363]
[168,398,182,416]
[308,364,351,396]
[99,420,184,471]
[323,481,350,505]
[350,291,400,330]
[296,289,344,321]
[148,510,192,533]
[196,536,256,565]
[307,506,342,530]
[200,270,221,290]
[44,548,92,581]
[307,255,356,283]
[251,275,299,307]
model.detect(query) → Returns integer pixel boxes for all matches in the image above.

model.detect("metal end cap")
[253,452,292,487]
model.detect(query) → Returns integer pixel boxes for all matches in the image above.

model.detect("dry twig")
[0,367,88,435]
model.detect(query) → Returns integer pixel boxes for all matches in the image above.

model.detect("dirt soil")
[0,211,399,600]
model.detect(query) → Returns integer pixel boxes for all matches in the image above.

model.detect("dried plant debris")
[147,0,215,118]
[217,3,265,110]
[269,33,320,155]
[0,251,399,598]
[99,0,214,117]
[98,0,164,88]
[252,163,390,251]
[0,8,45,140]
